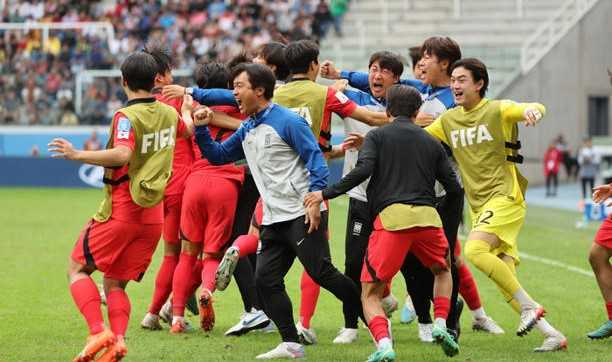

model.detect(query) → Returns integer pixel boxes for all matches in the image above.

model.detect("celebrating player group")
[48,34,611,362]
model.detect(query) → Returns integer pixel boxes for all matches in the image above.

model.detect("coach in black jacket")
[304,84,462,359]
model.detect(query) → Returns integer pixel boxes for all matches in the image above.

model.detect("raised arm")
[193,108,246,164]
[500,100,546,126]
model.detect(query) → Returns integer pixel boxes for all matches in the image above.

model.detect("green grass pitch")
[0,188,610,361]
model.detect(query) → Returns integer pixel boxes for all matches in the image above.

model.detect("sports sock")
[471,307,487,320]
[107,289,131,338]
[607,301,612,320]
[149,255,178,315]
[465,239,522,296]
[433,296,450,320]
[535,318,559,336]
[190,259,203,293]
[233,234,259,257]
[201,257,221,293]
[70,278,105,335]
[171,252,197,316]
[368,315,390,344]
[458,263,482,311]
[299,271,320,329]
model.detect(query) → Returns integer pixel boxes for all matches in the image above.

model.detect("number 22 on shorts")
[476,210,494,225]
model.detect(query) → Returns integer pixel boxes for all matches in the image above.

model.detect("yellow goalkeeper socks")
[465,239,522,296]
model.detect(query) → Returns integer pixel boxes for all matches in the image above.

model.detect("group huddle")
[48,35,612,362]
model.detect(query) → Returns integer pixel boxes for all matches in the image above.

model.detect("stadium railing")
[0,21,115,49]
[520,0,601,74]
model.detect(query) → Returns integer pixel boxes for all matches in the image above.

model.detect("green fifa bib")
[440,99,527,211]
[272,80,327,138]
[94,100,178,222]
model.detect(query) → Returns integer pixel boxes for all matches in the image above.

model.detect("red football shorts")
[72,219,162,281]
[594,217,612,249]
[162,193,182,244]
[361,216,449,283]
[180,173,240,253]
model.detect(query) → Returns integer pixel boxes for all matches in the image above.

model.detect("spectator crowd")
[0,0,349,125]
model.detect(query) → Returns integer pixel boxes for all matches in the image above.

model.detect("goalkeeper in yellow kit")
[426,58,567,352]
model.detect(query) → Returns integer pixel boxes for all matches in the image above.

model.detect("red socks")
[171,252,197,316]
[70,278,105,335]
[458,263,482,311]
[149,255,178,315]
[107,289,131,338]
[233,234,259,257]
[433,296,451,319]
[299,271,320,329]
[201,257,220,293]
[368,315,390,343]
[607,301,612,320]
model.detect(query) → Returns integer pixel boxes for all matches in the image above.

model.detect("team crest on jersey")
[352,221,363,236]
[117,117,131,139]
[265,133,271,146]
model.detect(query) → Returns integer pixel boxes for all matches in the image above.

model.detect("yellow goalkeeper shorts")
[469,196,526,263]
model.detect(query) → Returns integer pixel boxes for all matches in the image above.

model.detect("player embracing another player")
[49,51,189,362]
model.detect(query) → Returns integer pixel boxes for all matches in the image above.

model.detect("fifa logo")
[449,125,493,148]
[141,126,176,153]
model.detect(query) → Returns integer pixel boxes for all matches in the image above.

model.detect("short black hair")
[256,42,290,81]
[368,51,404,77]
[143,40,173,76]
[120,52,158,92]
[422,36,462,76]
[194,62,231,89]
[231,63,276,100]
[284,40,319,75]
[226,51,251,72]
[451,58,489,97]
[386,84,423,118]
[408,46,422,71]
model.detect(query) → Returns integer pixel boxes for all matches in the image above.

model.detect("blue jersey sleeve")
[191,88,238,106]
[195,124,246,164]
[282,116,329,192]
[340,71,371,93]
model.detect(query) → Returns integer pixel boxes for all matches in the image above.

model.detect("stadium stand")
[0,0,333,125]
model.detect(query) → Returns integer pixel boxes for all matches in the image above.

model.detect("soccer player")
[322,50,404,344]
[587,183,612,339]
[426,58,567,352]
[49,51,186,362]
[139,41,196,331]
[194,63,363,359]
[169,62,249,334]
[305,84,462,360]
[322,37,503,338]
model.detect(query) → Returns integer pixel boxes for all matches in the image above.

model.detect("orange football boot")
[96,337,127,362]
[72,329,115,362]
[199,289,215,332]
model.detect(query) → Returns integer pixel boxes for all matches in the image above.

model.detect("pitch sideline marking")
[457,233,594,278]
[517,252,594,278]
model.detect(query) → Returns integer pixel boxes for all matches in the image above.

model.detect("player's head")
[284,40,319,81]
[143,40,173,86]
[408,46,424,80]
[254,42,290,82]
[385,84,423,120]
[194,62,231,89]
[231,63,276,115]
[420,36,461,85]
[367,51,403,99]
[450,58,489,108]
[120,51,158,93]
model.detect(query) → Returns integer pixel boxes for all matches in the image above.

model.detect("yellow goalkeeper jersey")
[426,98,546,212]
